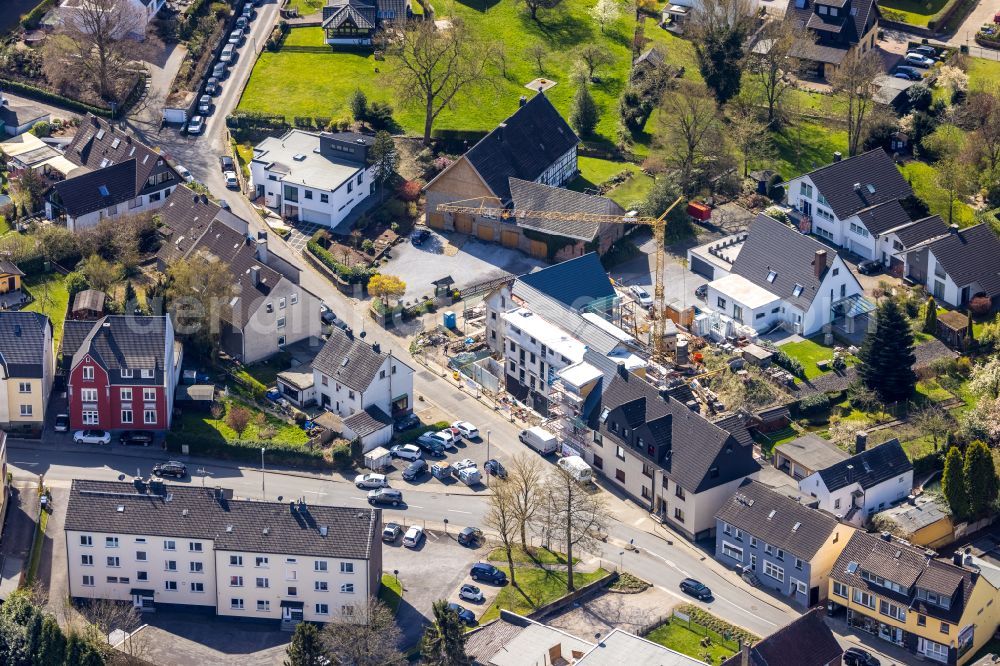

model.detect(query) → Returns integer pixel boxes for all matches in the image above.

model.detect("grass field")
[487,546,579,565]
[968,58,1000,89]
[898,161,977,227]
[641,17,702,83]
[569,157,654,205]
[239,0,637,144]
[23,272,69,349]
[177,397,311,445]
[480,566,608,623]
[287,0,325,15]
[646,620,737,663]
[772,119,848,180]
[876,0,948,26]
[780,338,856,380]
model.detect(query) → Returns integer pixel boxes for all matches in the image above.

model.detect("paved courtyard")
[284,220,324,252]
[123,612,289,666]
[543,585,678,638]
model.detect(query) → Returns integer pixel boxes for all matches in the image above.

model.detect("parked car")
[205,77,220,95]
[152,461,187,478]
[679,578,712,600]
[228,28,243,45]
[459,583,484,603]
[910,45,937,58]
[354,473,388,489]
[219,155,235,172]
[241,4,254,18]
[54,414,70,432]
[629,284,654,308]
[394,413,420,431]
[411,228,431,245]
[236,15,248,29]
[470,562,507,585]
[432,430,458,449]
[695,284,708,299]
[857,258,882,275]
[224,171,239,189]
[211,62,226,79]
[367,488,403,507]
[186,116,204,135]
[457,526,483,547]
[175,164,194,182]
[220,44,236,64]
[119,430,153,446]
[415,434,446,457]
[843,647,880,666]
[453,458,476,472]
[218,199,230,210]
[447,603,476,626]
[431,462,453,480]
[893,66,922,81]
[484,459,507,479]
[382,522,402,543]
[74,430,111,445]
[452,421,479,439]
[402,525,424,548]
[197,94,212,115]
[904,52,935,68]
[402,459,428,481]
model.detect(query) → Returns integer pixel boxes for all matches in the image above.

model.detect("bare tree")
[727,101,773,177]
[507,454,543,552]
[912,404,955,451]
[387,20,497,145]
[56,0,145,102]
[484,479,520,588]
[747,20,799,126]
[658,81,723,194]
[321,599,404,666]
[518,0,564,21]
[526,42,547,75]
[830,48,882,156]
[543,467,610,592]
[576,44,615,82]
[76,598,142,646]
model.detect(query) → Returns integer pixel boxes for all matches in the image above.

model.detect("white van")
[519,426,558,455]
[557,455,593,483]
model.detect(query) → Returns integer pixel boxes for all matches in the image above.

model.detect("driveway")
[0,481,39,601]
[544,586,677,637]
[945,0,999,45]
[125,611,289,665]
[37,486,69,622]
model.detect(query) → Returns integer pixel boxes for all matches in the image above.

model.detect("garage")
[690,256,716,280]
[478,225,495,241]
[529,240,547,258]
[501,229,519,248]
[427,213,446,229]
[849,240,873,260]
[300,208,332,226]
[455,214,473,234]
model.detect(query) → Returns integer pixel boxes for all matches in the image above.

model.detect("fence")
[965,43,1000,61]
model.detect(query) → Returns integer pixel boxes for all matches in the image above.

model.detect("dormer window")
[829,7,837,15]
[121,369,133,379]
[818,4,827,13]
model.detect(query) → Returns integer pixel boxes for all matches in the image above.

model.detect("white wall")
[926,249,962,307]
[251,162,376,229]
[242,280,323,364]
[840,214,877,259]
[314,354,413,418]
[801,255,863,336]
[799,470,913,525]
[63,188,174,233]
[704,284,783,333]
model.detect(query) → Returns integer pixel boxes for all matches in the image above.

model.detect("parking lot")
[383,229,544,303]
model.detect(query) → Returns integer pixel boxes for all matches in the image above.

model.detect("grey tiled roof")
[922,223,1000,297]
[785,0,877,56]
[0,260,24,276]
[817,439,912,491]
[53,160,137,217]
[0,311,50,378]
[854,199,911,237]
[65,114,174,195]
[516,252,617,312]
[509,178,623,241]
[312,327,389,392]
[322,1,375,29]
[65,479,379,560]
[72,289,106,313]
[343,405,392,438]
[797,149,912,221]
[720,607,842,666]
[71,316,169,381]
[156,186,222,266]
[715,479,840,561]
[890,214,947,249]
[61,320,98,361]
[776,432,849,472]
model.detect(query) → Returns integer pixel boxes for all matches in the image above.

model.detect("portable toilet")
[443,311,457,329]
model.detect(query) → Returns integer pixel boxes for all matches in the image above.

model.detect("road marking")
[407,505,424,509]
[712,594,778,627]
[448,509,472,514]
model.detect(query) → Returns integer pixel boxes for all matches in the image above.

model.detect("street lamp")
[260,447,266,499]
[197,467,212,488]
[619,550,624,572]
[486,430,491,487]
[393,569,399,584]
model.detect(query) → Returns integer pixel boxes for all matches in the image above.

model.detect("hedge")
[797,393,831,416]
[394,421,450,445]
[676,605,759,647]
[927,0,975,31]
[306,238,376,285]
[0,77,112,117]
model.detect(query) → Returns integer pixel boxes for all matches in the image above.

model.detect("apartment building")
[64,479,382,626]
[0,311,54,435]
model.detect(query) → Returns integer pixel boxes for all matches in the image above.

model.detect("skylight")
[599,408,610,423]
[846,561,859,574]
[792,521,801,531]
[768,509,777,520]
[792,283,804,297]
[98,185,110,196]
[111,138,121,149]
[95,129,105,140]
[866,184,876,194]
[766,270,777,283]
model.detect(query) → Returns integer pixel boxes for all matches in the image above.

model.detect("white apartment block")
[65,480,381,627]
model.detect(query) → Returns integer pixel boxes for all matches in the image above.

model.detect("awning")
[280,600,305,609]
[130,588,155,596]
[832,293,876,318]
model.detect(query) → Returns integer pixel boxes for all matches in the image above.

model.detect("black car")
[152,461,187,478]
[402,459,428,481]
[470,562,507,585]
[119,430,153,446]
[394,413,420,432]
[695,284,708,299]
[447,602,476,626]
[458,526,483,547]
[483,459,507,479]
[857,259,882,275]
[411,229,431,245]
[368,488,403,506]
[843,647,880,666]
[679,577,712,600]
[415,434,446,457]
[220,155,235,172]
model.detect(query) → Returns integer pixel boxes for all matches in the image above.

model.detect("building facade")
[0,312,54,434]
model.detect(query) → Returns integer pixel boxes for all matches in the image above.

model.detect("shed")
[741,343,773,367]
[314,410,344,433]
[276,366,316,407]
[163,91,196,124]
[174,384,215,411]
[751,404,791,433]
[342,405,394,453]
[936,310,969,350]
[364,446,392,471]
[432,275,456,296]
[71,289,106,319]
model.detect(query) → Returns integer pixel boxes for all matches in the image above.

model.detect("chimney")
[256,231,268,264]
[345,328,354,340]
[853,182,862,192]
[954,552,963,567]
[192,193,199,203]
[289,500,296,513]
[855,431,867,453]
[813,250,827,279]
[907,494,917,505]
[249,266,261,286]
[880,531,892,541]
[617,363,629,380]
[519,95,527,107]
[950,224,959,233]
[740,640,751,666]
[372,342,381,354]
[833,151,842,162]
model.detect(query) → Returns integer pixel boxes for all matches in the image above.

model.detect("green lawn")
[379,573,403,614]
[916,377,955,403]
[480,566,608,623]
[23,272,70,349]
[780,338,856,380]
[784,88,849,118]
[239,352,291,387]
[177,397,310,445]
[0,215,9,235]
[642,18,702,83]
[968,58,1000,90]
[645,620,737,663]
[772,120,848,180]
[239,0,637,144]
[899,161,977,227]
[876,0,948,26]
[287,0,325,15]
[569,157,654,206]
[487,546,579,565]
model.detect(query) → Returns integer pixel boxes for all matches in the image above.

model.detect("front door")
[750,554,757,571]
[801,200,812,217]
[933,280,945,300]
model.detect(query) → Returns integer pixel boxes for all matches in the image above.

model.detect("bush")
[20,0,58,28]
[367,101,395,132]
[0,77,111,116]
[29,121,51,138]
[676,605,759,646]
[394,421,450,445]
[798,393,831,416]
[306,239,376,285]
[970,295,992,316]
[396,180,422,202]
[385,199,406,219]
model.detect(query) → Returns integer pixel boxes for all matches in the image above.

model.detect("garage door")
[529,240,547,258]
[455,214,473,234]
[850,240,873,260]
[300,208,332,225]
[426,213,446,230]
[501,229,519,248]
[477,225,495,241]
[690,256,715,280]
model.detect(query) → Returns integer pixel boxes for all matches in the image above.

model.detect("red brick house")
[67,316,182,432]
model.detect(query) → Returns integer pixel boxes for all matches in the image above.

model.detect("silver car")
[198,94,211,115]
[186,115,204,134]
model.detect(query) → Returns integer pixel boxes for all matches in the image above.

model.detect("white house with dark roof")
[786,149,914,260]
[321,0,410,45]
[0,312,54,434]
[702,213,865,337]
[799,437,913,526]
[904,223,1000,310]
[64,479,381,626]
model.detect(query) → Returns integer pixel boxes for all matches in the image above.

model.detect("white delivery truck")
[457,466,481,486]
[519,426,558,455]
[557,455,593,483]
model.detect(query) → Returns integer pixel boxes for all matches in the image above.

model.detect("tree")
[483,480,519,588]
[570,84,599,137]
[369,131,399,202]
[589,0,621,33]
[922,296,938,333]
[419,600,470,666]
[526,42,547,75]
[969,358,1000,400]
[64,271,89,298]
[690,0,752,104]
[830,48,882,156]
[965,395,1000,445]
[36,615,66,666]
[658,81,722,194]
[912,404,953,451]
[728,102,772,177]
[320,599,404,666]
[367,274,406,306]
[543,466,610,591]
[8,168,47,218]
[640,176,692,241]
[78,254,120,294]
[285,622,326,666]
[942,446,969,520]
[576,44,615,82]
[349,88,368,127]
[56,0,144,102]
[519,0,563,20]
[225,405,252,438]
[388,20,496,145]
[36,225,78,263]
[507,453,543,551]
[166,251,235,357]
[964,440,999,516]
[857,298,917,403]
[748,20,798,125]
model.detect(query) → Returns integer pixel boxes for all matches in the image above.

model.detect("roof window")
[792,284,804,297]
[766,270,777,283]
[96,129,105,140]
[111,138,121,149]
[98,185,110,196]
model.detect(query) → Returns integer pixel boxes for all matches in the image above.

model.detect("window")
[722,542,743,562]
[940,623,950,635]
[107,576,119,584]
[357,172,363,185]
[304,190,313,200]
[792,284,804,298]
[593,432,603,446]
[143,388,156,402]
[279,297,286,309]
[81,388,98,403]
[121,369,133,379]
[144,410,157,424]
[918,614,926,626]
[766,270,777,283]
[230,555,243,566]
[120,387,133,402]
[341,605,355,617]
[341,583,355,593]
[673,507,685,523]
[106,537,119,548]
[190,562,204,573]
[290,293,298,305]
[107,556,120,567]
[316,604,330,615]
[81,535,93,547]
[832,268,840,276]
[164,581,178,591]
[256,577,269,588]
[277,317,286,329]
[852,589,875,609]
[642,463,654,478]
[141,369,153,379]
[83,366,94,380]
[675,486,685,500]
[19,404,32,417]
[750,537,757,548]
[256,556,269,567]
[615,469,625,483]
[795,558,803,570]
[800,182,813,198]
[339,562,353,573]
[137,571,148,581]
[82,575,95,587]
[189,542,203,552]
[136,551,147,561]
[615,446,625,461]
[257,600,270,612]
[164,540,176,551]
[834,498,841,510]
[288,586,298,596]
[287,570,298,581]
[231,598,244,610]
[347,181,353,194]
[17,382,31,394]
[231,576,244,587]
[165,560,177,571]
[81,554,93,566]
[880,599,906,622]
[833,581,848,598]
[717,296,727,309]
[316,581,329,592]
[320,193,329,203]
[763,561,784,582]
[121,410,133,424]
[192,582,204,593]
